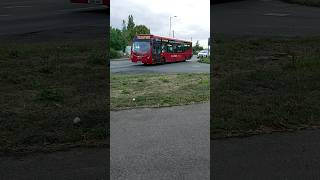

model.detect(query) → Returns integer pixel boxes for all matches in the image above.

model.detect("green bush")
[110,48,121,59]
[110,27,127,51]
[199,56,210,64]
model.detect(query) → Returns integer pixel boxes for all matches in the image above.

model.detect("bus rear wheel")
[183,56,187,62]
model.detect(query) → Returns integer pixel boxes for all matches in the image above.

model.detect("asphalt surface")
[0,0,108,41]
[0,148,109,180]
[212,129,320,179]
[111,56,209,74]
[212,0,320,36]
[111,103,210,180]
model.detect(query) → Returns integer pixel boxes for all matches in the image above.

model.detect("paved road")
[0,0,108,41]
[212,129,320,179]
[111,56,209,74]
[0,148,109,180]
[212,0,320,36]
[111,103,210,180]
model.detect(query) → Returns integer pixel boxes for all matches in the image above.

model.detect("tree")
[127,15,135,31]
[195,41,200,48]
[126,15,137,44]
[193,40,204,54]
[121,20,128,45]
[122,15,151,45]
[110,27,126,51]
[134,25,150,35]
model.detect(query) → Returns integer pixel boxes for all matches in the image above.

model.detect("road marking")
[4,5,32,9]
[0,14,10,17]
[264,13,290,17]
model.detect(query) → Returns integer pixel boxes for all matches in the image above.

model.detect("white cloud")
[111,0,210,48]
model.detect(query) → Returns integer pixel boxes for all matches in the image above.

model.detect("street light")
[169,16,177,38]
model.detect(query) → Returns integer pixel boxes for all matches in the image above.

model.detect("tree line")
[110,15,150,58]
[110,15,205,58]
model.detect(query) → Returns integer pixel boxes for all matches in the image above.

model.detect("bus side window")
[162,44,166,53]
[177,44,181,53]
[184,44,188,52]
[167,45,173,53]
[172,44,177,53]
[179,44,184,53]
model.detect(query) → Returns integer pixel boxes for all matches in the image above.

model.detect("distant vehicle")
[197,49,209,58]
[124,46,131,56]
[130,34,193,65]
[70,0,109,6]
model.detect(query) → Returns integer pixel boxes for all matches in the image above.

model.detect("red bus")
[70,0,109,6]
[130,34,193,65]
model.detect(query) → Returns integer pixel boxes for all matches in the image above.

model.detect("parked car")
[197,49,209,58]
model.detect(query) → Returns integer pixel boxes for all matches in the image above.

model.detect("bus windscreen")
[132,40,151,54]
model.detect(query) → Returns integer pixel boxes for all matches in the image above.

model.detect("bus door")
[152,39,162,64]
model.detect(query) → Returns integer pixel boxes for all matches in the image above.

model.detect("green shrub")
[110,48,121,59]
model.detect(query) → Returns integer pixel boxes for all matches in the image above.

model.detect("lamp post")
[169,16,177,37]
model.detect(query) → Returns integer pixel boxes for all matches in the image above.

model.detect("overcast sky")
[111,0,210,48]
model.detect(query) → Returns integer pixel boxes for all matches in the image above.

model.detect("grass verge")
[212,35,320,139]
[0,40,108,154]
[198,56,210,64]
[282,0,320,7]
[111,73,209,110]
